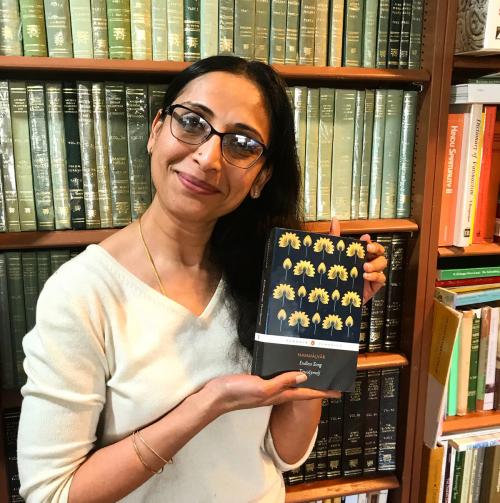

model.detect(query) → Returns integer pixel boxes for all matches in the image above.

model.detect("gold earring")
[251,189,259,199]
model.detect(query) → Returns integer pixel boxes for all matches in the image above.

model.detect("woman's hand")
[329,218,387,305]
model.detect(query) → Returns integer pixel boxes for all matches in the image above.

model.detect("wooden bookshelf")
[442,410,500,435]
[357,352,408,370]
[438,243,500,257]
[304,219,419,234]
[454,55,500,70]
[284,475,399,502]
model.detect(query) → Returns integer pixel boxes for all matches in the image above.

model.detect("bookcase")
[0,0,479,501]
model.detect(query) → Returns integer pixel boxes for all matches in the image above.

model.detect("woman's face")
[148,71,272,225]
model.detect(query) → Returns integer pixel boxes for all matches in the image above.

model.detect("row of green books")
[285,368,399,483]
[0,0,424,68]
[287,86,418,221]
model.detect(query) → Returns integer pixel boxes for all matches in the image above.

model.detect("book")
[437,266,500,281]
[436,277,500,288]
[435,284,500,308]
[480,445,500,502]
[378,367,399,472]
[449,433,500,452]
[252,228,367,391]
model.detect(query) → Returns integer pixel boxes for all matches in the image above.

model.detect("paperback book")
[252,227,367,391]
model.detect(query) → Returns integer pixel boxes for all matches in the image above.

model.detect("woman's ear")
[250,165,273,198]
[147,110,164,154]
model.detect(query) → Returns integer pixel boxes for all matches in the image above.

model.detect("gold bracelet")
[136,429,173,465]
[131,431,163,475]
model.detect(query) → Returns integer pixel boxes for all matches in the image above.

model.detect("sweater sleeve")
[17,266,109,503]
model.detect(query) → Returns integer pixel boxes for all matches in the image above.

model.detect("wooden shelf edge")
[438,243,500,257]
[454,55,500,70]
[0,56,430,82]
[357,352,408,370]
[285,475,399,502]
[442,410,500,435]
[304,219,419,234]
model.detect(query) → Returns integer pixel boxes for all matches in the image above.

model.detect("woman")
[18,56,387,503]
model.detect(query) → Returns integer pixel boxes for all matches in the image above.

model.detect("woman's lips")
[176,171,220,195]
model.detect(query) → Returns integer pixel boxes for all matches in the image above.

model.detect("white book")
[438,440,449,503]
[345,496,359,503]
[443,446,457,503]
[200,0,218,58]
[484,306,499,410]
[378,489,388,503]
[449,432,500,451]
[450,84,500,105]
[459,450,474,503]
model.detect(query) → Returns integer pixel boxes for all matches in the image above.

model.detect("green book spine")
[343,0,363,67]
[105,82,131,226]
[21,251,38,332]
[0,0,23,55]
[387,0,402,68]
[0,152,6,231]
[126,84,151,221]
[77,82,101,229]
[91,0,109,58]
[451,450,466,503]
[27,82,55,230]
[362,0,378,68]
[152,0,168,60]
[304,88,319,221]
[368,89,386,219]
[36,250,50,294]
[45,82,71,229]
[328,0,344,66]
[148,83,168,126]
[44,0,73,57]
[253,0,269,62]
[358,89,375,219]
[447,330,460,417]
[398,0,411,68]
[131,0,152,59]
[293,86,307,194]
[396,90,417,218]
[184,0,200,61]
[298,0,316,66]
[0,81,20,232]
[0,254,15,389]
[408,0,423,69]
[375,0,389,68]
[218,0,233,54]
[106,0,132,59]
[9,82,36,231]
[284,0,299,64]
[91,83,113,228]
[313,0,328,66]
[167,0,184,60]
[380,89,403,218]
[69,0,94,58]
[317,88,334,221]
[234,0,255,59]
[467,309,481,412]
[5,252,27,388]
[200,0,218,58]
[269,0,286,64]
[50,248,70,273]
[331,89,356,220]
[19,0,48,56]
[351,90,365,219]
[62,83,85,229]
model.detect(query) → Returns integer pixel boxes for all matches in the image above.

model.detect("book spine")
[9,81,37,231]
[69,0,94,58]
[253,0,269,62]
[21,251,38,332]
[480,445,500,501]
[44,0,73,57]
[50,249,71,273]
[105,82,131,226]
[315,398,329,480]
[358,300,371,353]
[363,369,381,475]
[0,81,20,232]
[0,254,15,389]
[408,0,423,69]
[313,0,328,66]
[451,450,465,502]
[45,82,72,230]
[152,0,168,60]
[380,89,404,218]
[467,309,481,412]
[269,0,286,64]
[0,162,6,232]
[126,84,151,221]
[217,0,233,55]
[378,367,399,472]
[293,86,308,191]
[351,90,365,219]
[184,0,201,61]
[436,277,500,288]
[375,0,390,68]
[331,89,356,220]
[476,306,490,411]
[327,396,343,479]
[167,0,184,60]
[303,446,317,482]
[298,0,316,66]
[62,83,85,229]
[234,0,255,59]
[77,82,101,229]
[447,328,460,417]
[147,83,168,127]
[91,83,113,228]
[437,266,500,281]
[483,306,499,410]
[36,250,51,294]
[396,90,418,218]
[362,0,378,68]
[387,0,403,68]
[0,0,22,55]
[3,409,21,500]
[368,89,387,219]
[91,0,109,58]
[328,0,344,67]
[304,88,319,221]
[19,0,48,56]
[131,0,153,59]
[470,447,485,502]
[284,0,299,64]
[106,0,132,59]
[456,310,473,416]
[358,89,375,219]
[343,0,363,67]
[27,82,56,230]
[398,0,411,68]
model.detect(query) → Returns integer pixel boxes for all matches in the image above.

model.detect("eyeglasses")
[165,104,268,169]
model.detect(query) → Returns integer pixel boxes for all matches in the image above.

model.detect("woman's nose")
[195,134,224,171]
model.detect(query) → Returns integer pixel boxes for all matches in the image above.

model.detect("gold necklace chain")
[139,216,167,297]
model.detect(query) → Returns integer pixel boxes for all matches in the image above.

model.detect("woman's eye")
[180,114,206,131]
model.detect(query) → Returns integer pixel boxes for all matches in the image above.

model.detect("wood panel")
[442,411,500,434]
[438,243,500,257]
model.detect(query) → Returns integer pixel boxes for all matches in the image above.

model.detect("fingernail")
[296,373,308,384]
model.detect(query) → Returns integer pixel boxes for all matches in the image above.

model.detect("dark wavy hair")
[159,55,303,352]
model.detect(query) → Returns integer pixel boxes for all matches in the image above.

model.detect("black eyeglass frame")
[164,104,269,169]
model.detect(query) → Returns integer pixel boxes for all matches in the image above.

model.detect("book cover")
[252,228,367,391]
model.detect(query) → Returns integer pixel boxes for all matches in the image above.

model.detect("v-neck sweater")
[17,244,315,503]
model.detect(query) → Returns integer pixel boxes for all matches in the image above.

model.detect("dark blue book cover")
[252,227,367,391]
